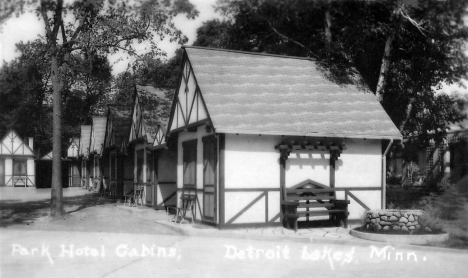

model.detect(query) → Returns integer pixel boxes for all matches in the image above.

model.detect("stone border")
[350,228,449,245]
[364,209,426,232]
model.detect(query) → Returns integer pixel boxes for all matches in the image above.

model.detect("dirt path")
[0,188,181,236]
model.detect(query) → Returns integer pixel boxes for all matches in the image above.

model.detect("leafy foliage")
[205,0,468,154]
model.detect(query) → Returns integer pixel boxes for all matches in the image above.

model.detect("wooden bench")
[281,180,349,232]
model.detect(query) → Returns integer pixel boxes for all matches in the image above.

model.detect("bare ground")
[0,188,180,235]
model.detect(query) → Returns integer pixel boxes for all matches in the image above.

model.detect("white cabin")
[163,46,402,228]
[0,130,35,187]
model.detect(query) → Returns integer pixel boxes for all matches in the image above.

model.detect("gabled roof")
[131,85,170,144]
[79,125,91,157]
[66,137,80,159]
[39,151,53,160]
[179,46,402,140]
[90,117,107,155]
[105,105,132,150]
[0,130,34,157]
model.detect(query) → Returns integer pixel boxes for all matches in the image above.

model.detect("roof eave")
[216,129,402,141]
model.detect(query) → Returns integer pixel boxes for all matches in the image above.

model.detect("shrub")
[419,205,442,232]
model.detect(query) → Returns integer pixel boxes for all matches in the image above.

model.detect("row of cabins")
[3,46,409,229]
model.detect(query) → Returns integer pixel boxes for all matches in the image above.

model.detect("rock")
[383,226,390,230]
[366,224,370,229]
[379,211,386,216]
[379,221,392,226]
[393,212,402,217]
[399,217,409,223]
[415,225,421,230]
[366,218,370,223]
[371,218,377,223]
[385,211,394,216]
[408,226,415,230]
[381,216,388,221]
[425,227,432,232]
[401,226,409,231]
[372,211,380,218]
[373,223,382,231]
[406,221,418,226]
[389,216,398,221]
[393,226,400,230]
[408,215,415,222]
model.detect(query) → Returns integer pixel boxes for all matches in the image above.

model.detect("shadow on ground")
[0,193,115,228]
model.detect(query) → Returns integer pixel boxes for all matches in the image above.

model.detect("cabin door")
[145,150,154,206]
[203,136,217,222]
[70,162,80,187]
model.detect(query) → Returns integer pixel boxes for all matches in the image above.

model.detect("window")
[13,159,27,175]
[183,140,197,188]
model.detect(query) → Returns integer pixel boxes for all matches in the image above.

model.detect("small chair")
[124,190,134,206]
[172,187,197,224]
[133,184,144,207]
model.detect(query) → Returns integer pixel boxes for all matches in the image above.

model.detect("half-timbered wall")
[170,58,209,132]
[222,134,383,226]
[223,134,282,226]
[67,139,79,158]
[129,95,148,143]
[0,131,35,187]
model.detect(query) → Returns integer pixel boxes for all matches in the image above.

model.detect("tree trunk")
[324,3,332,44]
[50,54,65,218]
[399,98,415,132]
[376,34,394,103]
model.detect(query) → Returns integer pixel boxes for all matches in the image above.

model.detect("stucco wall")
[224,134,282,225]
[224,135,382,223]
[27,159,35,186]
[225,134,281,189]
[335,139,382,187]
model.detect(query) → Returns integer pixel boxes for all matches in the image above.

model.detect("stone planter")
[363,209,424,232]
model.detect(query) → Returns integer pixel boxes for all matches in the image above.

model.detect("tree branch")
[255,13,318,59]
[400,9,426,36]
[63,13,88,48]
[60,20,67,44]
[51,0,63,39]
[40,0,53,40]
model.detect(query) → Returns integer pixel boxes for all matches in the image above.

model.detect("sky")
[0,0,221,74]
[0,0,467,95]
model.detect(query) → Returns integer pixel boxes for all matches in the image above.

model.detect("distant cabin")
[102,105,133,198]
[0,130,35,187]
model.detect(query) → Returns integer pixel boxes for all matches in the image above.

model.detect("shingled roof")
[79,125,91,157]
[135,85,171,143]
[90,117,107,155]
[106,105,132,149]
[184,46,402,140]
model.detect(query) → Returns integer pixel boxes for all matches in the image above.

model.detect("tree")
[0,40,53,157]
[211,0,467,153]
[1,0,198,218]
